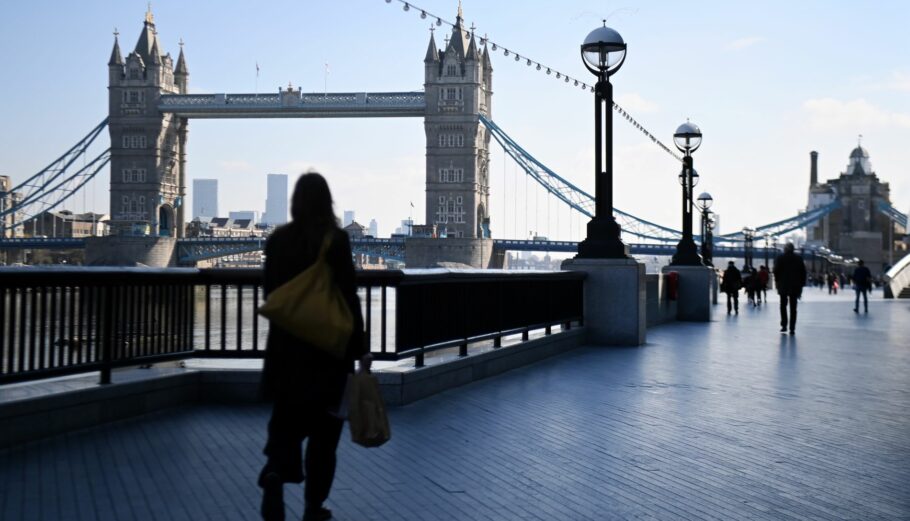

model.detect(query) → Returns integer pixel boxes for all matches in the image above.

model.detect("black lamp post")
[696,192,713,266]
[670,121,703,265]
[576,21,628,259]
[742,227,755,269]
[763,232,771,268]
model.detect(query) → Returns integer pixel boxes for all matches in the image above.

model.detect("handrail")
[883,252,910,298]
[0,267,585,383]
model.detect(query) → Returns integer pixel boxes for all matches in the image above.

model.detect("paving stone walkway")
[1,290,908,520]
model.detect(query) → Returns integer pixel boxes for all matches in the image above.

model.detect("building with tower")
[423,3,492,239]
[806,141,907,274]
[106,7,188,237]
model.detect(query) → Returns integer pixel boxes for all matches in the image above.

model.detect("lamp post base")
[576,217,628,259]
[670,237,703,266]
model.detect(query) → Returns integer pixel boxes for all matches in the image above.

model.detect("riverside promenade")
[1,290,908,520]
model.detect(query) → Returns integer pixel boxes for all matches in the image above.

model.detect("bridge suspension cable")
[481,115,683,243]
[877,201,908,229]
[1,118,110,232]
[718,200,842,241]
[381,0,682,164]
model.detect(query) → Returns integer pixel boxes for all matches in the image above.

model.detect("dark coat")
[721,266,742,293]
[852,266,872,290]
[773,251,807,296]
[260,223,366,408]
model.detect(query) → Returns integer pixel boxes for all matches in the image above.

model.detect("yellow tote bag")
[257,233,353,358]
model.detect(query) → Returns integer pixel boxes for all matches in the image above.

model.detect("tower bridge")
[0,6,905,277]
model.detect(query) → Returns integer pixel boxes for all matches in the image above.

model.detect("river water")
[191,286,396,353]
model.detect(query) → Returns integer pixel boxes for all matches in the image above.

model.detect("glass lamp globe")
[581,23,626,77]
[696,192,713,210]
[673,121,702,154]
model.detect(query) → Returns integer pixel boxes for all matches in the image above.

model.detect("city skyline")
[0,1,907,242]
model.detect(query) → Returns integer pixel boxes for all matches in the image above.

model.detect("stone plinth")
[85,235,177,267]
[404,237,495,269]
[562,258,646,346]
[663,265,713,321]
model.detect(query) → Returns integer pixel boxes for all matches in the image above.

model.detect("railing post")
[100,286,113,385]
[415,349,425,368]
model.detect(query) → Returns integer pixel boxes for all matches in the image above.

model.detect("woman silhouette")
[258,172,370,521]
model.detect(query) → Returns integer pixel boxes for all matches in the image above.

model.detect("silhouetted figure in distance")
[758,265,770,303]
[258,172,371,521]
[773,243,807,335]
[852,259,872,313]
[721,261,743,315]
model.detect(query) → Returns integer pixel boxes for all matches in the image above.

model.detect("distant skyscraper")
[229,210,259,224]
[369,218,378,238]
[343,210,355,228]
[193,179,218,219]
[262,174,288,225]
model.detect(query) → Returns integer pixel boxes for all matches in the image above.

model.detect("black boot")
[303,505,332,521]
[261,472,285,521]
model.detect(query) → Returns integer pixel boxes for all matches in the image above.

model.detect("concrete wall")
[85,235,176,267]
[0,373,199,448]
[0,328,585,448]
[646,273,678,327]
[376,328,585,405]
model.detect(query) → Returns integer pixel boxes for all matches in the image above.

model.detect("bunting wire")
[385,0,683,164]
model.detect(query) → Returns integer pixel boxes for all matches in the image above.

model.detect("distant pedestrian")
[721,261,743,315]
[852,259,872,313]
[743,267,755,306]
[773,243,807,335]
[758,265,770,303]
[258,172,371,521]
[827,272,837,294]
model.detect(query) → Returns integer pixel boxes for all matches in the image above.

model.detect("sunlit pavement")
[1,289,908,520]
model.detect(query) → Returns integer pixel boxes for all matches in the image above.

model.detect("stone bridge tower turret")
[423,4,492,238]
[107,7,188,237]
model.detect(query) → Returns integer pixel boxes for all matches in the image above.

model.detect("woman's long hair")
[290,172,339,232]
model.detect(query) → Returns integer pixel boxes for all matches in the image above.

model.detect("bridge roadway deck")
[1,290,908,520]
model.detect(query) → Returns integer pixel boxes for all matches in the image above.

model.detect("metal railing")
[0,268,195,384]
[1,268,585,383]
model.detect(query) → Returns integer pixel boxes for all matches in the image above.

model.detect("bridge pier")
[663,265,714,321]
[404,238,496,269]
[85,236,177,267]
[561,258,646,346]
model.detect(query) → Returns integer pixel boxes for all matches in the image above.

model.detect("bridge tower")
[423,4,492,239]
[107,7,188,238]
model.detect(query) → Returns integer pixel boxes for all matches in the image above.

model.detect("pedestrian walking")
[852,259,872,313]
[258,172,371,521]
[721,261,743,315]
[773,243,807,335]
[827,272,836,294]
[743,267,756,306]
[758,265,770,303]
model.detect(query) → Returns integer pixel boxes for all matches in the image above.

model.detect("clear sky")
[1,0,907,241]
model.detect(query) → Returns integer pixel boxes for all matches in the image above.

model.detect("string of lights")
[383,0,683,163]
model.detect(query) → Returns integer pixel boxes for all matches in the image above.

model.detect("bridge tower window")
[121,168,147,183]
[439,167,464,183]
[122,135,147,149]
[442,87,462,101]
[438,134,464,147]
